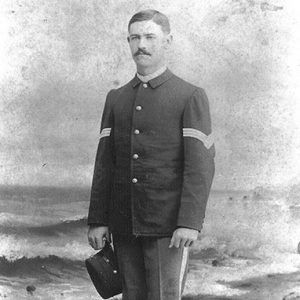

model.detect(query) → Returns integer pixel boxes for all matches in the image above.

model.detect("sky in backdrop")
[0,0,299,191]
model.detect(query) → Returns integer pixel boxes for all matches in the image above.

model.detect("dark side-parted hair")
[128,9,171,34]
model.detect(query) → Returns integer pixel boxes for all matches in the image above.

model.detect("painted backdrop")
[0,1,300,299]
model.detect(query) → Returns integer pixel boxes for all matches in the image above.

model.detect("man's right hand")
[87,226,110,250]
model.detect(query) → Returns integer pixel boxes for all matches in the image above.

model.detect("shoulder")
[105,79,134,104]
[171,73,199,90]
[110,77,135,95]
[168,72,207,101]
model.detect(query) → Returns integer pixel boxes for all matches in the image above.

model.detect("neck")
[137,63,167,76]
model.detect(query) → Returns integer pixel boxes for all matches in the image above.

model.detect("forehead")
[128,20,164,36]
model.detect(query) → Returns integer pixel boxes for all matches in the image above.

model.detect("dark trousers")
[113,234,189,300]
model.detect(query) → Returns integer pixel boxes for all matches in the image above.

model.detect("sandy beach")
[184,249,300,300]
[184,268,300,300]
[1,249,300,300]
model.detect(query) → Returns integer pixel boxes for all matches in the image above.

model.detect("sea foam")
[0,234,94,261]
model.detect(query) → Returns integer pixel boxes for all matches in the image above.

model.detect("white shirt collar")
[136,66,167,83]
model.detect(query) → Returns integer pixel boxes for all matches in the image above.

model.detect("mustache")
[134,49,151,56]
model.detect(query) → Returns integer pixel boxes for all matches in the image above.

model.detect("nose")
[138,36,147,49]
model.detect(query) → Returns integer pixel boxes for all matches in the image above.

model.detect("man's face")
[127,20,172,71]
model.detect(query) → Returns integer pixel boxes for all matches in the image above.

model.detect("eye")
[129,36,139,42]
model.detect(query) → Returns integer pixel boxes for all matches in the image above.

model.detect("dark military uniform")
[87,68,215,299]
[88,68,215,234]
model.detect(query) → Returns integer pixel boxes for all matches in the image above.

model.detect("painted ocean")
[0,185,300,300]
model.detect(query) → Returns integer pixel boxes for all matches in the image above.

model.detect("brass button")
[143,83,148,88]
[132,178,138,183]
[136,105,142,111]
[132,154,139,159]
[134,129,140,135]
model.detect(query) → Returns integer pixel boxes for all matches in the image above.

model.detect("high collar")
[136,66,167,83]
[131,68,173,89]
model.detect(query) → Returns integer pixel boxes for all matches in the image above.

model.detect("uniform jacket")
[87,68,215,237]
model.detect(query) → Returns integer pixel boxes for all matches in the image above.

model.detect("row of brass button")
[132,84,145,183]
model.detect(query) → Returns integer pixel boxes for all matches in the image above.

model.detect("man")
[87,9,215,300]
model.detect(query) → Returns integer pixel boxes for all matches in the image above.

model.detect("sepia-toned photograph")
[0,1,299,299]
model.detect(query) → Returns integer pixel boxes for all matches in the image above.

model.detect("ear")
[167,34,173,44]
[164,34,173,49]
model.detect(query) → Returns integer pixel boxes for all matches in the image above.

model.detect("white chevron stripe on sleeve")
[183,128,214,149]
[99,128,111,140]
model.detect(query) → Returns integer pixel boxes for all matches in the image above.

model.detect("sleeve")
[87,90,115,226]
[176,88,215,232]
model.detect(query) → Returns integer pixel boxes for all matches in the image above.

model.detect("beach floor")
[1,254,299,300]
[183,271,300,300]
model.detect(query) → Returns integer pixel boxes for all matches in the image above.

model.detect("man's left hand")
[169,227,199,248]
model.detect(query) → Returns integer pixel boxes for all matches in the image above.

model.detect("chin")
[135,55,151,62]
[135,60,152,68]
